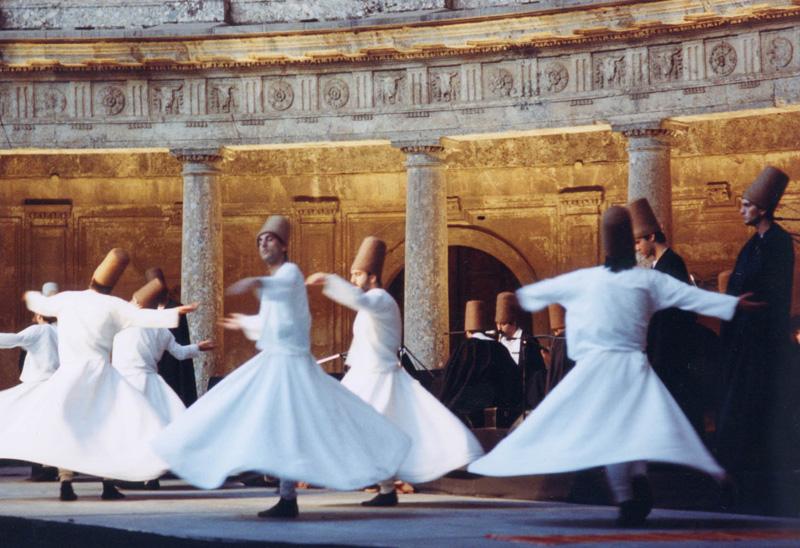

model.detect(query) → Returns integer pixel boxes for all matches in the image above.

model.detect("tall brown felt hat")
[91,248,129,289]
[718,269,732,294]
[351,237,387,278]
[628,198,661,239]
[602,206,635,260]
[548,304,566,332]
[132,278,167,309]
[743,166,789,212]
[495,292,520,324]
[464,300,487,332]
[257,215,290,245]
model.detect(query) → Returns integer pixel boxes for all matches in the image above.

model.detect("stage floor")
[1,467,799,547]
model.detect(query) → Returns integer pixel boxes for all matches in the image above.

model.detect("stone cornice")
[0,4,798,73]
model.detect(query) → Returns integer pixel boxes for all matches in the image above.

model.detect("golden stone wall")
[1,111,799,389]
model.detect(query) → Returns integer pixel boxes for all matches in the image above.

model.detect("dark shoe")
[616,476,652,527]
[718,476,738,511]
[143,479,160,490]
[361,491,398,507]
[101,481,126,501]
[257,497,299,518]
[258,497,300,518]
[59,481,78,502]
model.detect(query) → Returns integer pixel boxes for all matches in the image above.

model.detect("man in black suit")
[630,198,703,435]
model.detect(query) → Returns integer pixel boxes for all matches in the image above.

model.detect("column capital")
[170,147,224,164]
[612,122,679,141]
[392,139,444,155]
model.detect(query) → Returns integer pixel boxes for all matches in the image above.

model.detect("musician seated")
[495,292,547,411]
[439,300,523,428]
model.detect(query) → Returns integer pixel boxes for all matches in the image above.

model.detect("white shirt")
[498,328,523,365]
[113,327,200,376]
[0,324,59,383]
[322,275,401,373]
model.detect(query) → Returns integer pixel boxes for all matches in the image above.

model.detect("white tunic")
[153,263,411,490]
[468,266,738,479]
[324,275,484,483]
[113,327,200,424]
[0,324,59,384]
[0,290,179,480]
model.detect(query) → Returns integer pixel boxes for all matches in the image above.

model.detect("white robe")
[0,290,179,480]
[112,327,200,424]
[324,275,484,483]
[0,323,59,384]
[468,266,738,480]
[152,262,411,490]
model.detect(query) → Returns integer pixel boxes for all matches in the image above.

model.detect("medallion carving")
[267,80,294,111]
[766,37,793,70]
[208,84,236,114]
[322,78,349,109]
[488,68,514,97]
[375,73,404,105]
[430,71,459,103]
[593,54,625,89]
[37,88,66,117]
[649,46,683,83]
[100,86,126,116]
[150,82,184,115]
[542,62,569,93]
[709,42,737,76]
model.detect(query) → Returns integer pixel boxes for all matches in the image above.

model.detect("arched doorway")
[387,245,527,352]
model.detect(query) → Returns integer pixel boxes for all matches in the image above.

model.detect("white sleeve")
[258,264,301,302]
[0,326,36,350]
[322,274,389,313]
[516,271,579,313]
[165,332,201,361]
[238,314,264,341]
[25,292,62,317]
[651,271,738,320]
[120,302,180,329]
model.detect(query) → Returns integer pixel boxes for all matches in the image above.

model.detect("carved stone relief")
[207,81,238,114]
[766,36,793,70]
[593,52,626,90]
[322,78,350,109]
[705,181,734,207]
[487,67,515,97]
[709,41,738,77]
[99,85,126,116]
[374,71,405,105]
[649,45,683,83]
[266,80,294,111]
[149,81,185,115]
[429,68,460,103]
[542,61,569,93]
[36,86,67,117]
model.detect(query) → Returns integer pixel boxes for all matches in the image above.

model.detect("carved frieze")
[705,181,734,207]
[649,45,683,83]
[266,79,295,111]
[99,85,126,116]
[486,67,515,98]
[207,80,239,114]
[708,41,738,77]
[762,30,795,72]
[322,77,350,109]
[36,86,67,118]
[150,81,185,116]
[429,67,460,103]
[593,51,626,90]
[374,71,405,105]
[541,61,569,94]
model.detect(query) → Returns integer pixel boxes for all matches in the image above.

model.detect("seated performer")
[439,300,523,427]
[543,304,574,394]
[0,248,195,502]
[153,215,410,519]
[469,206,761,527]
[495,291,547,410]
[144,267,198,407]
[307,236,484,507]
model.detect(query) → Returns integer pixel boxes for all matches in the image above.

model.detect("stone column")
[171,148,224,396]
[395,142,449,370]
[619,124,676,241]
